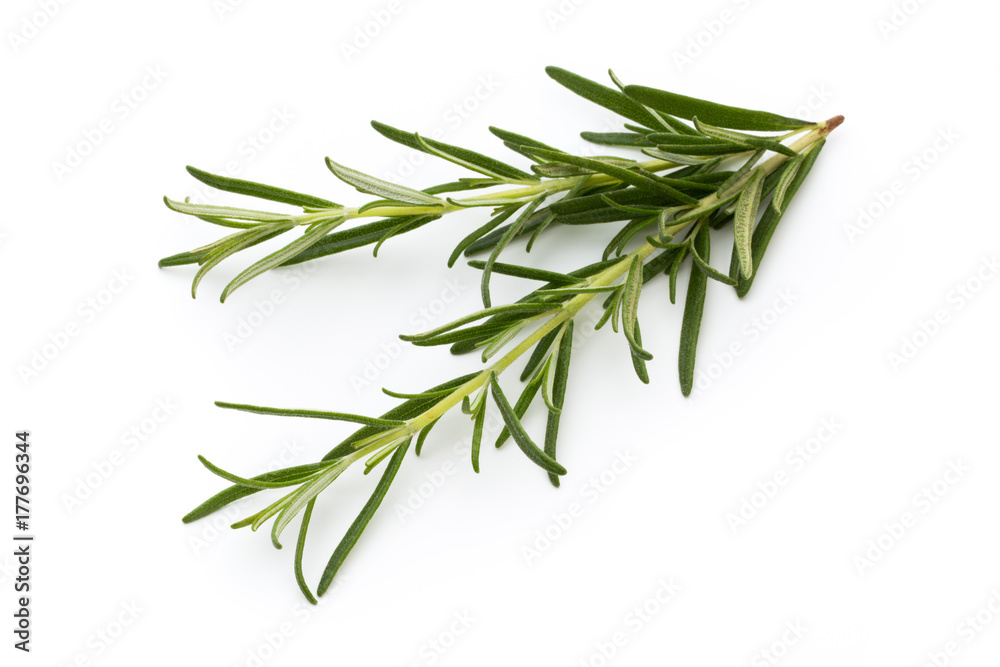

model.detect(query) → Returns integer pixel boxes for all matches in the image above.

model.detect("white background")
[4,0,1000,665]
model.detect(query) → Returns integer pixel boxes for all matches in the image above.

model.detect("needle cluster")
[162,66,843,601]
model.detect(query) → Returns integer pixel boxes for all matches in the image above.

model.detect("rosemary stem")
[389,121,838,443]
[344,158,681,221]
[326,119,841,465]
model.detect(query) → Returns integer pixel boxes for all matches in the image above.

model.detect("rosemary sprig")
[165,67,843,601]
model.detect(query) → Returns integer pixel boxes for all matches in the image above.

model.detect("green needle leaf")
[182,462,333,523]
[215,401,404,428]
[679,224,711,396]
[488,126,561,154]
[630,321,650,384]
[641,148,715,165]
[692,118,798,157]
[668,246,688,304]
[689,234,737,287]
[294,498,319,605]
[163,197,294,223]
[325,158,443,206]
[415,133,537,182]
[580,131,654,147]
[546,66,667,130]
[524,147,698,205]
[399,302,555,342]
[772,155,804,214]
[594,288,623,331]
[234,488,297,532]
[185,166,341,209]
[190,225,287,298]
[415,418,440,456]
[219,218,344,302]
[321,373,477,462]
[543,321,574,487]
[371,121,536,182]
[653,142,748,157]
[632,322,649,384]
[717,149,765,198]
[471,401,486,473]
[481,321,527,362]
[490,374,567,476]
[381,387,455,401]
[279,215,438,266]
[468,260,577,286]
[734,169,765,279]
[197,455,323,490]
[448,205,520,267]
[549,188,662,216]
[481,194,547,308]
[622,256,652,360]
[736,139,826,297]
[317,439,410,597]
[271,483,316,548]
[496,374,541,448]
[406,321,518,348]
[520,328,561,382]
[372,215,436,257]
[158,250,207,268]
[624,85,812,131]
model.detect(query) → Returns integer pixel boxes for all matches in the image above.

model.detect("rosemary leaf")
[325,158,442,206]
[734,169,766,279]
[197,455,323,490]
[490,374,567,476]
[496,374,542,448]
[546,66,667,130]
[630,321,651,385]
[736,139,826,296]
[214,401,403,428]
[624,85,812,131]
[414,418,440,456]
[186,166,340,209]
[219,218,342,302]
[181,462,334,523]
[679,224,711,396]
[580,131,654,147]
[294,499,318,605]
[622,256,652,360]
[692,118,798,157]
[471,400,486,473]
[772,155,804,214]
[371,121,536,182]
[689,233,737,287]
[543,321,574,487]
[448,205,519,267]
[317,439,410,596]
[525,147,698,205]
[467,260,578,286]
[480,194,547,307]
[488,126,561,154]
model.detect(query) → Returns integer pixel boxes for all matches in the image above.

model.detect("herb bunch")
[163,67,843,602]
